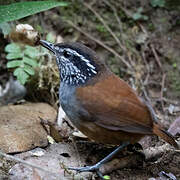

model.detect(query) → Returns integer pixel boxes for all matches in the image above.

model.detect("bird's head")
[40,40,106,86]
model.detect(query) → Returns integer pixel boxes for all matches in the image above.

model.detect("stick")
[100,140,179,175]
[65,20,132,70]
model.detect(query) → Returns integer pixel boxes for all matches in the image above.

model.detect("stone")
[0,103,57,153]
[9,143,92,180]
[168,116,180,136]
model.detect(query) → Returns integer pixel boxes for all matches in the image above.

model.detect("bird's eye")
[63,50,72,58]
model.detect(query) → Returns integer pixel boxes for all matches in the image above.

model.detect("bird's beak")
[39,40,55,53]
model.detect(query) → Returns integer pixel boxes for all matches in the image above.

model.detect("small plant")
[103,175,111,180]
[132,7,148,21]
[5,31,56,85]
[5,43,39,85]
[0,1,68,85]
[150,0,165,8]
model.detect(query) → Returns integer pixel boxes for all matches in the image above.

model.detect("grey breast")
[59,82,89,128]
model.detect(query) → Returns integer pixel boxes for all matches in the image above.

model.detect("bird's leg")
[68,142,130,179]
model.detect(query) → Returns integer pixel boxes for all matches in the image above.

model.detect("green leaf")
[132,13,142,20]
[6,52,23,59]
[103,175,110,180]
[23,56,38,67]
[150,0,165,7]
[24,45,39,58]
[137,7,143,13]
[23,65,35,75]
[13,67,29,85]
[0,22,11,35]
[14,67,23,76]
[0,1,69,23]
[7,60,23,68]
[5,43,21,53]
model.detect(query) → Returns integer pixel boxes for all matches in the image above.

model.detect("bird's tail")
[153,122,179,149]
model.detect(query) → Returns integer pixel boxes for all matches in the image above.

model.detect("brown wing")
[76,74,153,134]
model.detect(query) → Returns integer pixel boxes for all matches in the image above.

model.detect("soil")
[72,136,180,180]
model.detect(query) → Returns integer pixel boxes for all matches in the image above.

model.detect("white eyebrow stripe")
[59,47,91,63]
[91,69,97,74]
[86,63,95,69]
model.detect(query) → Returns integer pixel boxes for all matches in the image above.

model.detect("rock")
[0,77,26,105]
[0,103,57,153]
[168,116,180,136]
[9,144,92,180]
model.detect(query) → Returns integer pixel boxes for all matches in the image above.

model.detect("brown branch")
[159,97,179,105]
[100,153,143,175]
[100,141,179,175]
[160,74,166,112]
[83,2,126,52]
[143,142,179,160]
[103,0,123,32]
[141,51,150,85]
[66,20,132,70]
[150,44,162,69]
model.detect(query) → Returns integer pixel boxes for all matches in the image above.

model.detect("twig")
[140,79,159,124]
[0,151,60,178]
[150,44,162,69]
[105,0,123,31]
[160,74,166,112]
[145,80,163,86]
[66,20,132,70]
[157,97,179,105]
[83,2,126,52]
[100,141,179,175]
[138,23,148,35]
[141,51,150,85]
[140,79,152,105]
[144,141,180,159]
[100,153,143,175]
[102,0,124,44]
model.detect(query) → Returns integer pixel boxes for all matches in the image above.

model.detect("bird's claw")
[68,165,104,179]
[68,164,99,172]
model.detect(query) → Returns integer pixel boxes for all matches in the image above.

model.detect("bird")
[39,40,178,178]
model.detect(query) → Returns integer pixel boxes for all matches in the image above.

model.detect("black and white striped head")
[40,40,105,86]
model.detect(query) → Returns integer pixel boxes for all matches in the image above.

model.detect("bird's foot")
[68,142,130,179]
[69,164,99,172]
[69,164,104,179]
